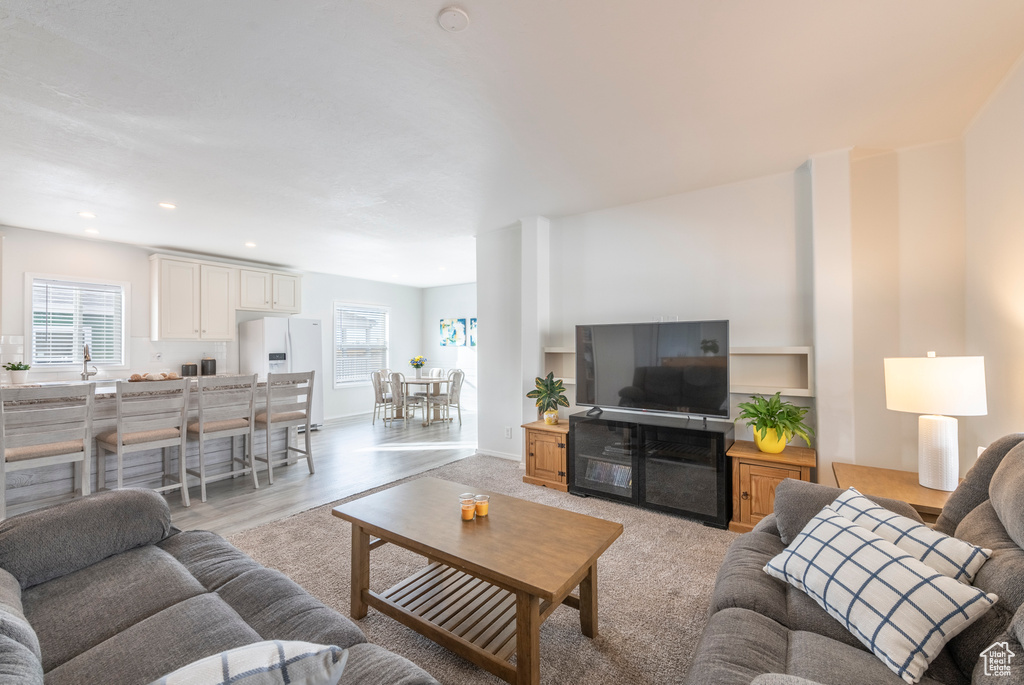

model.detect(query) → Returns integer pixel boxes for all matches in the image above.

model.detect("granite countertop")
[1,375,265,400]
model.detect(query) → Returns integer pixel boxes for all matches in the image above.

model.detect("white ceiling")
[1,1,1022,288]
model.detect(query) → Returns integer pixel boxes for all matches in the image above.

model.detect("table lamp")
[883,352,987,491]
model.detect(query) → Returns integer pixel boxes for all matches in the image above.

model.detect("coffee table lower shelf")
[369,562,576,683]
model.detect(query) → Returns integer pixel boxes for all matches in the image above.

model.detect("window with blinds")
[334,304,389,385]
[31,278,126,366]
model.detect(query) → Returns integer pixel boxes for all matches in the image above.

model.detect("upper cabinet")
[239,269,301,313]
[272,273,300,312]
[152,257,200,340]
[239,269,272,309]
[151,255,302,340]
[200,264,236,340]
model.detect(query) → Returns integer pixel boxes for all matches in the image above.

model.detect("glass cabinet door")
[642,425,724,521]
[571,419,638,502]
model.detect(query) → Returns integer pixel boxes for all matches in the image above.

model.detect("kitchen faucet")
[81,344,97,381]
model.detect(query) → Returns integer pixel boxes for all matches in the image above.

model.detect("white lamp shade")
[883,356,987,416]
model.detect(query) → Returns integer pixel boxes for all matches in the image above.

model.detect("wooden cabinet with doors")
[272,273,301,312]
[728,440,816,533]
[239,269,273,309]
[199,264,236,340]
[152,257,200,340]
[238,269,301,313]
[151,256,237,341]
[522,421,569,492]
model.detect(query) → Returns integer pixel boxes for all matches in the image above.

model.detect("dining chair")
[390,372,425,425]
[370,370,393,425]
[255,371,315,485]
[0,384,95,520]
[441,369,466,425]
[185,374,259,502]
[96,379,191,506]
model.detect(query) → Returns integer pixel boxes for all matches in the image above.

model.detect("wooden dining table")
[398,377,450,425]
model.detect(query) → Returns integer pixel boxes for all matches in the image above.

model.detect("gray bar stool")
[96,379,191,506]
[255,371,315,484]
[185,375,259,502]
[0,384,95,520]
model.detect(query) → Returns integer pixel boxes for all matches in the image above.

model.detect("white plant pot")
[9,370,28,385]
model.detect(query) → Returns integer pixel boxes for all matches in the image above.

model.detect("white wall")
[0,225,428,424]
[476,225,523,460]
[548,172,808,349]
[473,172,818,457]
[850,151,903,471]
[300,271,423,420]
[422,282,477,406]
[0,225,228,381]
[964,53,1024,453]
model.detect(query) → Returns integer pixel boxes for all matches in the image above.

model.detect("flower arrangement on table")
[409,356,427,369]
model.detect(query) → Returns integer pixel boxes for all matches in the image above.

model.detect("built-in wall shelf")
[543,347,576,386]
[729,346,814,398]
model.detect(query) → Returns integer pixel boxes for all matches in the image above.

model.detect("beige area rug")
[227,455,738,684]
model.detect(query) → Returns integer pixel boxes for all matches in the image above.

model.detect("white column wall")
[476,224,524,460]
[810,150,856,485]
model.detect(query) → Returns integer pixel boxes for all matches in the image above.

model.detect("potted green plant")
[3,362,30,385]
[735,391,814,454]
[527,372,570,425]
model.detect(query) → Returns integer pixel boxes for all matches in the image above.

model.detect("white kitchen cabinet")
[152,255,300,340]
[272,273,301,312]
[239,269,272,310]
[152,258,200,340]
[200,264,236,340]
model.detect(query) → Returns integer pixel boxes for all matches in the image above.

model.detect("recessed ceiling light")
[78,211,96,219]
[438,6,469,32]
[84,228,99,235]
[438,266,446,271]
[244,242,256,248]
[158,202,176,209]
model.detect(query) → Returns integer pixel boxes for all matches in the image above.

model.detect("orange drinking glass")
[460,497,476,521]
[474,495,489,516]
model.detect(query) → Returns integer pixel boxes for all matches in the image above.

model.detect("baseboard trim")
[475,449,521,462]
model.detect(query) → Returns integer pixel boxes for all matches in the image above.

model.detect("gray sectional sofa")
[685,433,1024,685]
[0,488,438,684]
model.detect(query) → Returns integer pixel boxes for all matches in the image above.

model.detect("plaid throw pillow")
[149,640,347,685]
[764,509,997,684]
[829,487,991,584]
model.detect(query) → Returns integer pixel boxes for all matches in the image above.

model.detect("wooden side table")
[522,421,569,492]
[832,463,957,523]
[728,440,816,533]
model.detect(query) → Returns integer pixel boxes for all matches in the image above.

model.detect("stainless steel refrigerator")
[238,317,324,429]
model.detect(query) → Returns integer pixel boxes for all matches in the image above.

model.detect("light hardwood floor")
[167,410,478,536]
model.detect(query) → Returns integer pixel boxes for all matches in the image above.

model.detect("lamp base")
[918,414,959,491]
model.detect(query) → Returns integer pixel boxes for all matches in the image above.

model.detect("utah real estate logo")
[981,641,1016,677]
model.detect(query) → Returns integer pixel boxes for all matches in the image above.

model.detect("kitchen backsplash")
[0,336,240,383]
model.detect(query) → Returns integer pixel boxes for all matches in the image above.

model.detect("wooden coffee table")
[331,477,623,685]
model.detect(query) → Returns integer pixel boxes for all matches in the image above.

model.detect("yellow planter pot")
[543,409,559,425]
[753,428,787,454]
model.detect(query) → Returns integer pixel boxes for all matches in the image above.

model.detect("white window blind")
[334,304,389,384]
[32,278,125,366]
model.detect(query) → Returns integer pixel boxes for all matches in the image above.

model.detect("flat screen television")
[575,320,730,418]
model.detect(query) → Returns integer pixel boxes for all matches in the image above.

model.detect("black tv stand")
[567,409,734,527]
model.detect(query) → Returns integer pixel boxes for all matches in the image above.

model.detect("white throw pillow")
[764,508,997,684]
[829,487,991,584]
[149,640,348,685]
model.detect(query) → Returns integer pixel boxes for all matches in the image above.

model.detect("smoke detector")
[438,7,469,32]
